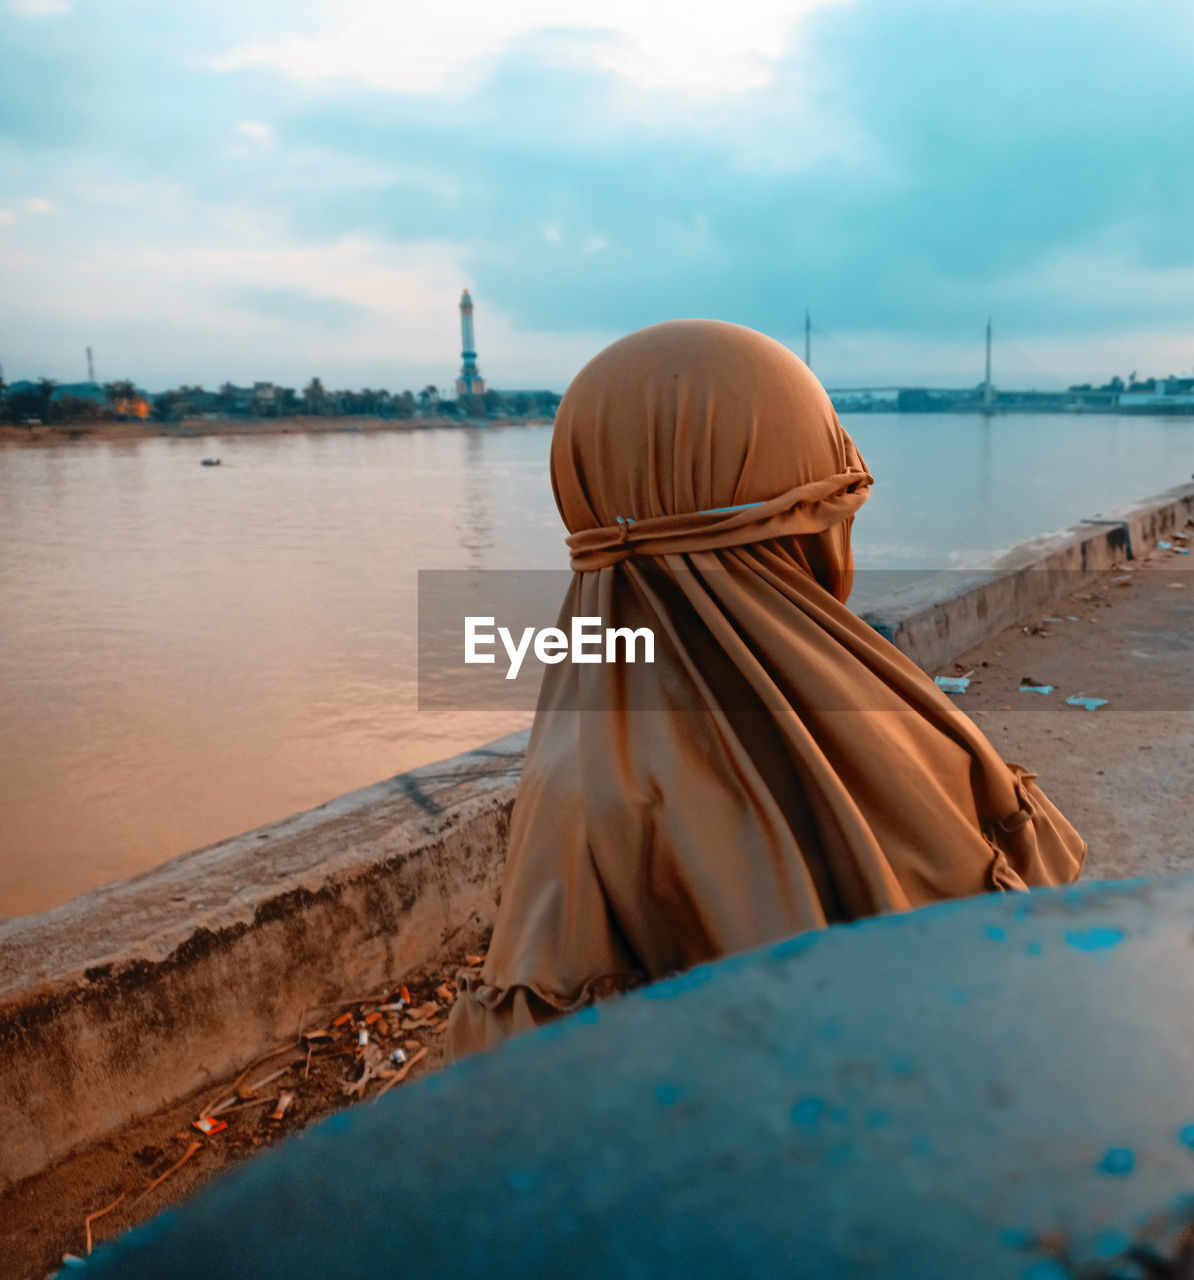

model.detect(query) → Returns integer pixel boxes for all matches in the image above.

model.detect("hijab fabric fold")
[446,319,1086,1059]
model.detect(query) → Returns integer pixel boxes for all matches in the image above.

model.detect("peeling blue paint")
[1094,1227,1130,1258]
[1098,1147,1136,1176]
[642,966,714,998]
[1177,1123,1194,1150]
[576,1006,599,1024]
[505,1167,545,1193]
[655,1083,678,1106]
[984,925,1007,941]
[790,1098,823,1127]
[1066,928,1126,952]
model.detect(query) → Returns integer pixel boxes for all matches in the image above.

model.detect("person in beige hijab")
[446,319,1086,1060]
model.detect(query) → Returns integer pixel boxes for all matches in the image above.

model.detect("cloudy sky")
[2,0,1193,393]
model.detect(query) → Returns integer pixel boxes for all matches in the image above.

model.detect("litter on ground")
[65,946,489,1264]
[934,675,970,694]
[1019,682,1054,695]
[1066,694,1108,711]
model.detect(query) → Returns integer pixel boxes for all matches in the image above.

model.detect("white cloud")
[25,197,55,214]
[8,0,70,15]
[211,0,850,97]
[543,226,561,244]
[0,208,16,225]
[582,235,608,254]
[235,120,274,145]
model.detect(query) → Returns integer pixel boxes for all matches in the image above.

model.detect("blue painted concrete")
[76,874,1194,1279]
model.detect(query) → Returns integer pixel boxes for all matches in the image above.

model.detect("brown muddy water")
[1,413,1191,916]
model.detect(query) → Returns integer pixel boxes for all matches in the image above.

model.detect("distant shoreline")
[0,414,553,447]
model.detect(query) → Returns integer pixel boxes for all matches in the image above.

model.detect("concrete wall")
[860,480,1194,672]
[2,480,1191,1190]
[0,732,528,1191]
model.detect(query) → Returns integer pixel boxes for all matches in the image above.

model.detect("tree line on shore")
[0,377,562,426]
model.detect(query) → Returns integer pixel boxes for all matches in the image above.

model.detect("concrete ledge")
[861,480,1194,672]
[0,729,528,1191]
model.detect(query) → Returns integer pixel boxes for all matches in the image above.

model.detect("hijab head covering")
[446,319,1086,1059]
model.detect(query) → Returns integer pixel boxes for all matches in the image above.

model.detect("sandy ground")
[934,533,1193,881]
[0,415,545,447]
[2,523,1191,1279]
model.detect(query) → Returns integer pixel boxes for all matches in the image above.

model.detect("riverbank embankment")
[0,414,548,447]
[1,481,1191,1277]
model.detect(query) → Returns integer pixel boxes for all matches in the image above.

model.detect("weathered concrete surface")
[0,729,528,1191]
[79,874,1194,1280]
[2,480,1190,1194]
[862,480,1194,672]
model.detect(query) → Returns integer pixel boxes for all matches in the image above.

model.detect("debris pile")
[66,948,487,1266]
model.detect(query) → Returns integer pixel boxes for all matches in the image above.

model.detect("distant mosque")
[455,289,486,397]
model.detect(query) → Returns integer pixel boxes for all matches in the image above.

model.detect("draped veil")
[446,320,1086,1059]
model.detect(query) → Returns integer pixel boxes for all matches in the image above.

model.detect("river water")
[2,412,1191,917]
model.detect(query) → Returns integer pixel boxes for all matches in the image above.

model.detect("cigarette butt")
[399,985,411,1004]
[270,1091,295,1122]
[358,1029,369,1047]
[465,955,485,966]
[375,1047,429,1101]
[364,1011,381,1026]
[192,1116,227,1136]
[333,1012,353,1028]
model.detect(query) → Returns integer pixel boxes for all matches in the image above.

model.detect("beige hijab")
[446,320,1086,1059]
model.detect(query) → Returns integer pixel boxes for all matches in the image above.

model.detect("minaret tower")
[983,317,994,413]
[455,289,486,397]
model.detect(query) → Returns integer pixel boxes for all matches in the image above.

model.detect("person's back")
[446,318,1086,1059]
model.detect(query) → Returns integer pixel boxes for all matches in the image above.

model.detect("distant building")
[455,289,486,397]
[1119,376,1194,414]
